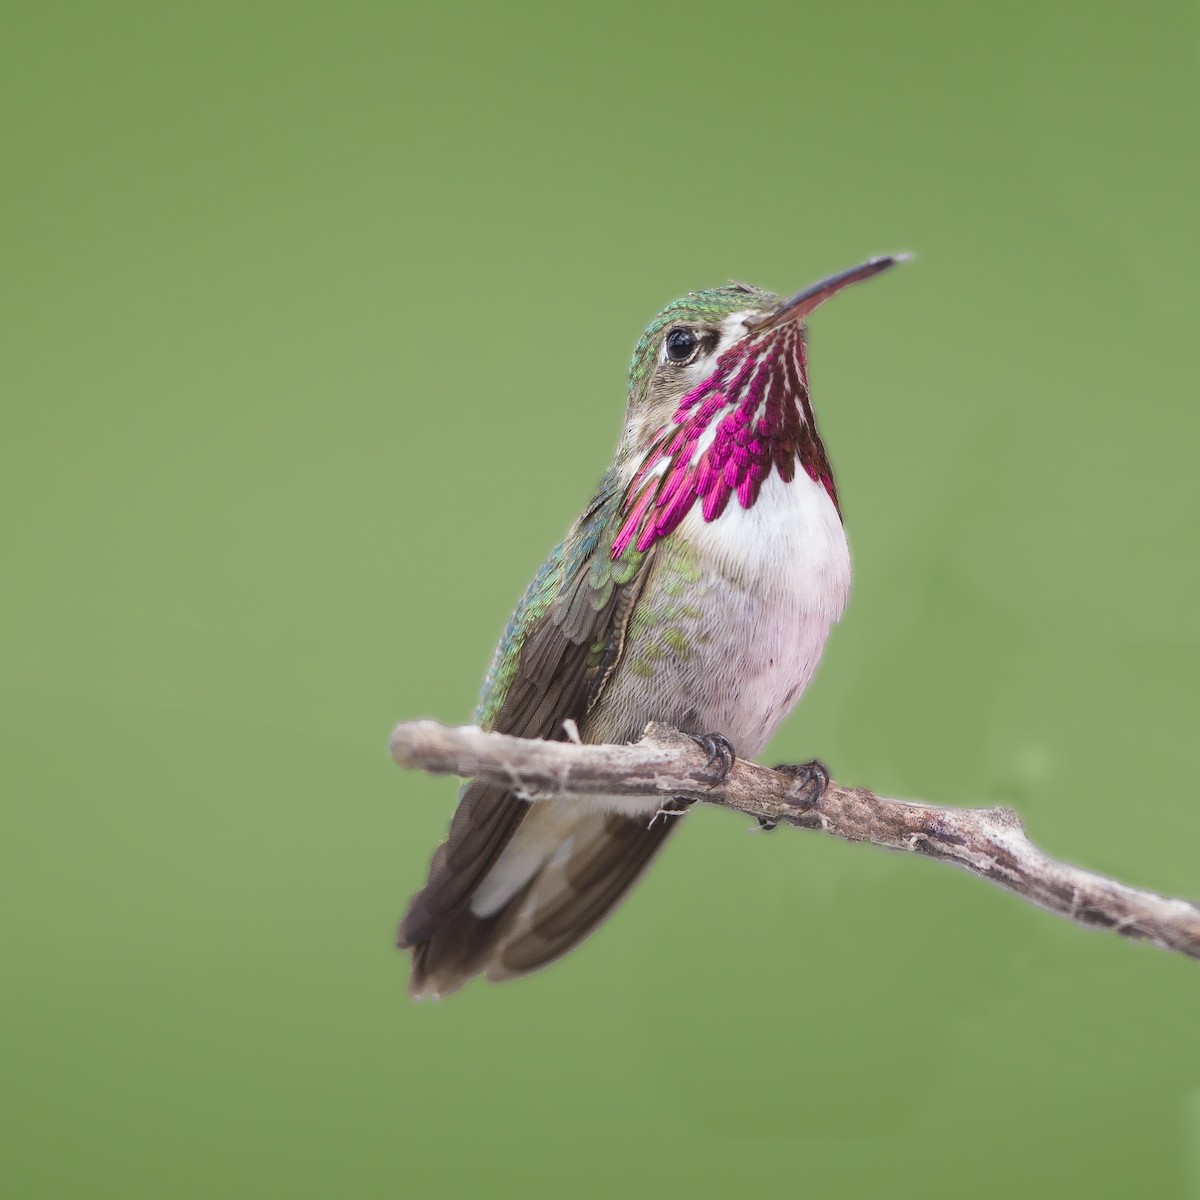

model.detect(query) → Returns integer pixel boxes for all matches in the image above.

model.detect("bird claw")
[771,758,830,815]
[687,732,736,781]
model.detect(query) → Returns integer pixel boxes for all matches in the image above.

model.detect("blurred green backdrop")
[4,1,1198,1196]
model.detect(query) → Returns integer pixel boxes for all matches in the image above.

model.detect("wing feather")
[398,480,663,990]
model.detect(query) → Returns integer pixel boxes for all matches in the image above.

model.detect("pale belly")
[581,468,851,812]
[585,575,841,754]
[469,470,850,916]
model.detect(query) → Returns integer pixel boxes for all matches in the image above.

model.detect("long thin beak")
[744,253,911,334]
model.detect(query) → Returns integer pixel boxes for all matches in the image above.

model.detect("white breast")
[681,469,850,618]
[676,468,851,758]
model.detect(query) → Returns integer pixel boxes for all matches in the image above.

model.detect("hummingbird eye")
[664,327,699,364]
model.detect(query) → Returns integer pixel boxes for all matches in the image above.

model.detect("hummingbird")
[398,254,905,998]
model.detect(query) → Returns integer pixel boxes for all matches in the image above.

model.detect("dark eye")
[664,327,699,364]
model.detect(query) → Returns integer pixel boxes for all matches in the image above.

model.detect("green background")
[5,1,1198,1195]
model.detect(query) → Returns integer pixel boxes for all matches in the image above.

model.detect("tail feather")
[407,889,533,1000]
[401,803,680,998]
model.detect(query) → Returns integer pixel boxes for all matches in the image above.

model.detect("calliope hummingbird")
[399,255,906,998]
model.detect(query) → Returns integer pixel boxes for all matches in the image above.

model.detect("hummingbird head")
[611,255,906,559]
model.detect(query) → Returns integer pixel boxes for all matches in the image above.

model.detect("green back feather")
[474,474,630,728]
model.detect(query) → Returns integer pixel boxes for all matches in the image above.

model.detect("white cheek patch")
[683,310,770,406]
[716,310,758,354]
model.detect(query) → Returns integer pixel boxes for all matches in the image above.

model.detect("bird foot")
[686,732,736,782]
[756,759,830,831]
[775,757,830,811]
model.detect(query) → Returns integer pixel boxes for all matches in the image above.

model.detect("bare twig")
[389,719,1200,961]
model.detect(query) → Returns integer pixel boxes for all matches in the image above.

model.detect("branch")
[389,719,1200,962]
